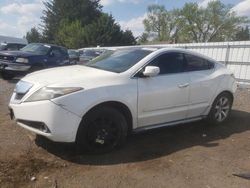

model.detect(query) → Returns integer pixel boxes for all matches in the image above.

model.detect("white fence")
[80,41,250,84]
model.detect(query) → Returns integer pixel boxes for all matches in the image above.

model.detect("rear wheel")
[208,92,233,124]
[76,106,128,154]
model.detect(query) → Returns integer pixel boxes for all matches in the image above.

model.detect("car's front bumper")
[0,61,31,72]
[9,94,82,142]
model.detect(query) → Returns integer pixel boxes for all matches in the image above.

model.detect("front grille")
[0,55,14,61]
[17,119,51,133]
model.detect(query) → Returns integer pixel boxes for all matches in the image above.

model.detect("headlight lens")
[25,87,83,102]
[16,58,29,63]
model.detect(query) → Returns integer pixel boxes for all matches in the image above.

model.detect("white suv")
[9,48,237,153]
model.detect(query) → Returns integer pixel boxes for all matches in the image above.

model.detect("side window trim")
[133,51,167,78]
[51,47,63,57]
[133,51,186,78]
[183,53,215,72]
[147,52,185,75]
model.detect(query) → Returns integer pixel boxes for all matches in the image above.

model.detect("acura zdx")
[9,48,237,153]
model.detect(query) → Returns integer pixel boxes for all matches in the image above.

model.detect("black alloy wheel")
[76,106,128,154]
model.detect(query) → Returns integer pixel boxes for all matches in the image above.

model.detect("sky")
[0,0,250,39]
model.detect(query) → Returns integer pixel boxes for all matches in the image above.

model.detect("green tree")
[143,1,249,43]
[25,27,42,43]
[143,5,183,42]
[40,0,135,47]
[56,20,85,48]
[41,0,102,43]
[234,26,250,41]
[179,1,248,42]
[83,14,136,47]
[138,32,149,44]
[120,30,137,46]
[143,5,168,41]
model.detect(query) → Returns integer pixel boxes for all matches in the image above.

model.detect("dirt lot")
[0,78,250,188]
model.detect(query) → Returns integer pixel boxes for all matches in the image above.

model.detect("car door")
[137,52,190,128]
[183,53,217,118]
[47,47,65,67]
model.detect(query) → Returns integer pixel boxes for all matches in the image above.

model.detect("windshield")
[85,49,152,73]
[20,43,51,55]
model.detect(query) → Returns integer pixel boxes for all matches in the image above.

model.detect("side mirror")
[49,52,55,57]
[143,66,160,77]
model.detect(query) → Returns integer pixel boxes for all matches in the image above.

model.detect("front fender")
[51,83,138,129]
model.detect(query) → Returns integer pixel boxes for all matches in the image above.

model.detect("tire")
[207,92,233,124]
[76,106,128,154]
[29,63,47,73]
[1,72,15,80]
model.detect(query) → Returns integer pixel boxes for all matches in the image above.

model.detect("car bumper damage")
[9,93,82,142]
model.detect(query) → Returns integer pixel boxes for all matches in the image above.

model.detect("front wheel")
[76,106,128,154]
[1,72,15,80]
[208,92,233,124]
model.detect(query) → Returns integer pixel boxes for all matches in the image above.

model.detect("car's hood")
[22,65,118,87]
[0,50,39,57]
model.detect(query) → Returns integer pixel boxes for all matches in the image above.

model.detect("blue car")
[0,43,69,80]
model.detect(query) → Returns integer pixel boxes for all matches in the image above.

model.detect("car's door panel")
[47,47,64,67]
[184,53,218,118]
[137,52,190,127]
[187,70,217,117]
[138,73,190,127]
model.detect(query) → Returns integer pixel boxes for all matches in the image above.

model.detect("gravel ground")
[0,78,250,188]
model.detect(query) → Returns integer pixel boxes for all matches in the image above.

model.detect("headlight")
[25,87,83,102]
[16,58,29,63]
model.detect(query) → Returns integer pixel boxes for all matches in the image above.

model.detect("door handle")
[178,83,189,88]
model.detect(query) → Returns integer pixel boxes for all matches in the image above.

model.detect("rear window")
[184,54,214,71]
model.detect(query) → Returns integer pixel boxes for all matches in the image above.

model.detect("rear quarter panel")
[204,64,237,115]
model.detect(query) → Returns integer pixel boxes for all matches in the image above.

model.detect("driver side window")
[51,48,62,57]
[149,52,185,75]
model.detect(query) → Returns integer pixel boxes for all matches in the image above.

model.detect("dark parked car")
[79,49,104,64]
[0,43,69,80]
[0,42,26,51]
[68,49,79,64]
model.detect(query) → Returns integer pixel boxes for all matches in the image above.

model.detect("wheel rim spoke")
[214,96,230,122]
[222,98,228,106]
[215,111,220,118]
[221,111,227,118]
[218,113,222,121]
[219,98,223,105]
[222,105,229,110]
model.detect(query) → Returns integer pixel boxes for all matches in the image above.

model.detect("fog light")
[17,119,51,133]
